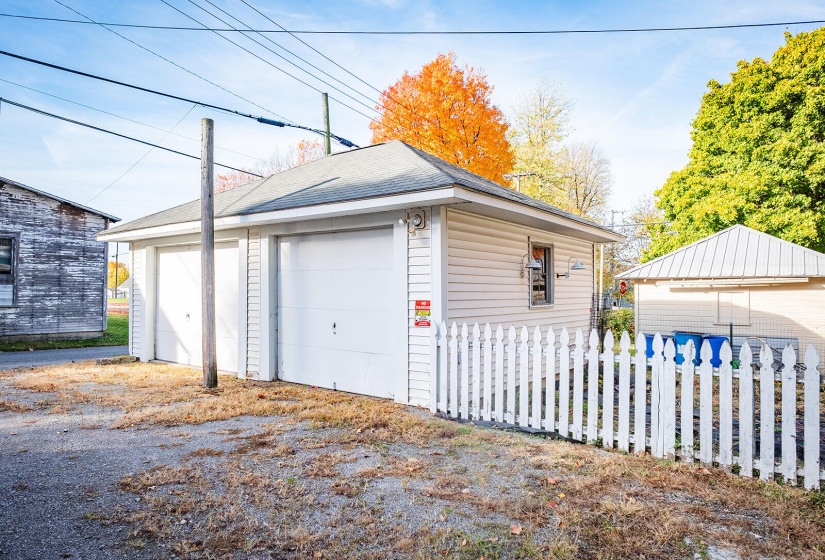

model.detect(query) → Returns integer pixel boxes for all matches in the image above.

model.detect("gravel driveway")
[0,360,821,559]
[0,346,129,371]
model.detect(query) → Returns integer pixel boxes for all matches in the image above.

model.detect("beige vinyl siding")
[130,241,142,357]
[446,209,594,332]
[408,208,432,407]
[246,228,261,378]
[636,280,825,354]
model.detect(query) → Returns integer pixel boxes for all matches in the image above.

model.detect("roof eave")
[1,176,121,222]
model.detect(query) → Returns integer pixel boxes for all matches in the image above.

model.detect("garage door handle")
[332,322,336,334]
[186,312,190,320]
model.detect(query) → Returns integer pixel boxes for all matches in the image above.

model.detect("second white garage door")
[278,228,398,399]
[155,242,239,373]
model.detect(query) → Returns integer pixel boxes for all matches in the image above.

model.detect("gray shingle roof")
[618,225,825,279]
[105,140,611,235]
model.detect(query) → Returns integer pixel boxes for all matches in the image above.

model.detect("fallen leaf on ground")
[546,477,557,485]
[547,500,559,508]
[511,524,522,535]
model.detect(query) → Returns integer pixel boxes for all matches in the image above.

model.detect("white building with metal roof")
[99,140,622,406]
[618,224,825,358]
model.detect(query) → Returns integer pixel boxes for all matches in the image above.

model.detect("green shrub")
[606,308,634,336]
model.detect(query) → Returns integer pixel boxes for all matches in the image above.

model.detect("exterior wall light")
[556,257,585,279]
[521,254,543,277]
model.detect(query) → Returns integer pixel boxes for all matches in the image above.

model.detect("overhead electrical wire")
[0,77,269,163]
[51,0,291,123]
[0,49,358,146]
[2,12,823,33]
[85,104,197,204]
[156,0,379,124]
[0,96,263,176]
[234,0,515,172]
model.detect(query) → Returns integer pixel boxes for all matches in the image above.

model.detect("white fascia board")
[656,277,811,288]
[97,187,460,242]
[450,187,625,243]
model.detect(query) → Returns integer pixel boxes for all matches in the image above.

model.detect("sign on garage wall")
[415,300,431,327]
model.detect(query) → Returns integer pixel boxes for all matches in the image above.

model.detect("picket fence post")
[506,326,517,424]
[650,334,664,457]
[586,329,600,443]
[471,323,481,420]
[494,325,504,423]
[758,343,775,481]
[662,338,676,459]
[518,326,530,427]
[803,345,821,490]
[531,326,543,429]
[738,342,754,477]
[571,329,585,441]
[680,340,696,460]
[482,324,492,422]
[699,340,713,465]
[460,323,469,419]
[558,328,570,438]
[545,327,556,432]
[617,331,631,452]
[718,342,733,468]
[439,320,448,415]
[781,344,797,485]
[633,332,647,453]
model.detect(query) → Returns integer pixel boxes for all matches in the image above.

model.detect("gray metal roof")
[104,140,613,236]
[618,225,825,279]
[0,176,120,222]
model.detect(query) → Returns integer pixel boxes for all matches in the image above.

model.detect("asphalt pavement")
[0,346,130,370]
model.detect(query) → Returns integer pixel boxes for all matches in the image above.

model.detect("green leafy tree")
[647,29,825,259]
[108,261,129,290]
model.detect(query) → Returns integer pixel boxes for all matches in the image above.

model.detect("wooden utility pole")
[201,118,218,388]
[322,92,331,155]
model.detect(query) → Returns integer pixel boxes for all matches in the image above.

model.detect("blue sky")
[2,0,824,231]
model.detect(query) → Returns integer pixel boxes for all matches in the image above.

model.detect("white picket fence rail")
[430,322,823,490]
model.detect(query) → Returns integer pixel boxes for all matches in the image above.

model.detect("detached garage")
[99,141,620,406]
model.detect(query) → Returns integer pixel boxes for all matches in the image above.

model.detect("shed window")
[0,237,15,307]
[530,244,553,306]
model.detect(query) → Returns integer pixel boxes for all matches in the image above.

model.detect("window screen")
[530,245,553,306]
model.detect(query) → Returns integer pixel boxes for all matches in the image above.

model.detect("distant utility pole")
[201,118,218,389]
[322,92,331,156]
[503,171,537,192]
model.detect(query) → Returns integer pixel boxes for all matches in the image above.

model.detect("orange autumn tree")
[370,53,514,184]
[215,139,325,192]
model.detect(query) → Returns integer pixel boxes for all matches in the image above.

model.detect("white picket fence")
[430,322,823,490]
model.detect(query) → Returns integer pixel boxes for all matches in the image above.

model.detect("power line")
[51,0,291,123]
[3,12,823,33]
[85,104,197,204]
[236,1,515,174]
[0,96,262,176]
[0,77,268,162]
[193,0,374,106]
[156,0,379,124]
[0,49,358,146]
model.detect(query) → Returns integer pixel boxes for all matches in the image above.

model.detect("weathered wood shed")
[0,176,120,340]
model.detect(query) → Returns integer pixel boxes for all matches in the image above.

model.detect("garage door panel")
[155,243,239,373]
[279,270,393,312]
[279,344,394,399]
[279,307,395,353]
[278,228,398,398]
[280,229,393,271]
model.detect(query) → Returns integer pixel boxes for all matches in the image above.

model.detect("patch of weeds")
[83,511,103,521]
[183,447,225,460]
[0,399,32,412]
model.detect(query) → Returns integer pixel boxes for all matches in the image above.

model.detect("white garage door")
[278,228,397,398]
[155,243,239,372]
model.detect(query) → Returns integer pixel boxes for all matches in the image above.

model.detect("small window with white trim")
[530,244,553,306]
[0,236,16,306]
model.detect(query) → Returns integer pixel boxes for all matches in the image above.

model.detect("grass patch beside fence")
[0,314,128,352]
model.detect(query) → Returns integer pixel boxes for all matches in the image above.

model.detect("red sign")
[619,281,628,295]
[414,300,431,327]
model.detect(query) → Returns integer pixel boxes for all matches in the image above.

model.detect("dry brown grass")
[6,360,825,559]
[0,399,32,412]
[5,361,457,444]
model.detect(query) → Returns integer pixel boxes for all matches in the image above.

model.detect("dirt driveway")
[0,362,823,559]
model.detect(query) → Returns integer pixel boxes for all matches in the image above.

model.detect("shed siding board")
[636,280,825,353]
[0,183,108,338]
[447,209,594,332]
[408,208,432,407]
[246,228,261,377]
